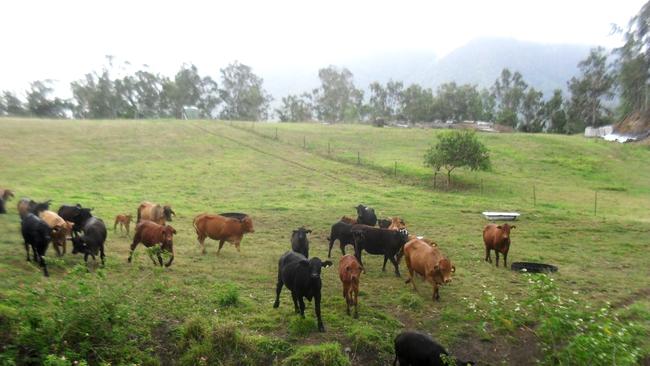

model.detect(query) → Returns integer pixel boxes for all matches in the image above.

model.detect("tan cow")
[39,210,74,256]
[339,254,363,318]
[340,215,357,224]
[193,213,254,255]
[136,202,175,225]
[403,238,455,301]
[1,189,14,201]
[387,217,406,230]
[114,214,132,236]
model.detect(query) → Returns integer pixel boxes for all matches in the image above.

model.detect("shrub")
[217,284,240,308]
[346,323,391,354]
[288,317,318,337]
[282,342,350,366]
[398,292,423,310]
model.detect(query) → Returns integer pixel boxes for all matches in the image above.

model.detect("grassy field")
[0,118,649,365]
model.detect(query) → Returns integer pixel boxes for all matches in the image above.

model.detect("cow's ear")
[451,265,456,273]
[510,225,516,229]
[322,260,333,268]
[172,228,177,234]
[299,260,310,267]
[306,229,312,234]
[496,225,502,230]
[292,230,298,234]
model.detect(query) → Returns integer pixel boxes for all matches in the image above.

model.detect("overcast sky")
[0,0,646,97]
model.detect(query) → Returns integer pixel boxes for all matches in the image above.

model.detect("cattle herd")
[0,188,520,365]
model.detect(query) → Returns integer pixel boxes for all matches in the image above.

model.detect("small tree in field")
[424,130,491,187]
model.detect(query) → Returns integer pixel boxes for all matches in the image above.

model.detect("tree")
[367,80,404,121]
[401,84,434,123]
[275,93,313,122]
[25,80,70,118]
[614,1,650,115]
[544,89,568,133]
[433,82,484,122]
[423,130,491,187]
[1,91,28,116]
[162,64,219,119]
[567,47,615,131]
[519,88,545,132]
[219,61,271,121]
[312,66,363,122]
[491,68,529,128]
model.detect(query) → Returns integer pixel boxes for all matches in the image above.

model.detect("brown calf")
[39,210,74,256]
[404,238,455,301]
[128,220,176,267]
[387,217,406,230]
[1,189,14,201]
[483,223,515,268]
[339,254,363,318]
[193,213,255,255]
[340,215,357,224]
[114,214,132,236]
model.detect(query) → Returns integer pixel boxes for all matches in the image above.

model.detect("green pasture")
[0,118,648,365]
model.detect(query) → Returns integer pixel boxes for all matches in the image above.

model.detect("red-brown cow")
[193,213,254,255]
[404,238,455,301]
[128,220,176,267]
[483,223,515,268]
[339,254,363,318]
[114,214,132,236]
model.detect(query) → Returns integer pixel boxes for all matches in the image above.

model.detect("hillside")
[0,119,648,365]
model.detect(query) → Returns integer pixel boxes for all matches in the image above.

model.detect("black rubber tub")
[219,212,249,220]
[511,262,558,273]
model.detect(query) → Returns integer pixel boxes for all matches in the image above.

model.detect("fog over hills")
[262,38,593,102]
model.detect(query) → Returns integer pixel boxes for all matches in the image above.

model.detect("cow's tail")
[192,214,203,237]
[136,205,142,224]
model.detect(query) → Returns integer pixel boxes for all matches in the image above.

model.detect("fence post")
[357,151,360,165]
[533,184,536,207]
[594,190,598,216]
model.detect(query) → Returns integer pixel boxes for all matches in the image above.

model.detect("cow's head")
[31,200,51,215]
[498,224,515,242]
[378,218,391,228]
[70,236,86,254]
[160,225,177,249]
[77,208,93,225]
[303,257,333,279]
[3,190,14,200]
[355,204,367,216]
[292,227,312,243]
[239,216,255,233]
[163,206,175,221]
[396,228,409,243]
[432,258,455,285]
[344,260,363,283]
[388,217,406,230]
[340,216,357,224]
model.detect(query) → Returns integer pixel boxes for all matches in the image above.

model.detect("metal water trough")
[482,211,520,220]
[511,262,558,273]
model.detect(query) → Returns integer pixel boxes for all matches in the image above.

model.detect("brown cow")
[114,214,132,236]
[339,254,363,318]
[340,215,357,224]
[128,220,176,267]
[136,202,175,225]
[1,189,14,201]
[39,210,74,256]
[193,213,254,255]
[404,238,455,301]
[483,223,515,268]
[387,217,406,230]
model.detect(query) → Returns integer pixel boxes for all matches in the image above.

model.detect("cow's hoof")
[273,301,279,308]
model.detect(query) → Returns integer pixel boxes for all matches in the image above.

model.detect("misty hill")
[263,38,592,102]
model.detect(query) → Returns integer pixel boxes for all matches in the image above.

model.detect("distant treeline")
[1,3,648,134]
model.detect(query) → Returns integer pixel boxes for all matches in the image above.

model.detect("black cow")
[327,221,372,258]
[17,198,51,219]
[21,213,53,276]
[351,226,409,276]
[378,218,392,229]
[356,204,378,226]
[58,204,93,237]
[273,251,333,332]
[70,217,107,266]
[394,331,474,366]
[291,227,312,258]
[0,197,5,214]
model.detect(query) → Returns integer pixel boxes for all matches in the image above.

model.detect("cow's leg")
[353,286,359,319]
[114,219,118,233]
[485,247,491,263]
[389,255,401,277]
[235,239,241,253]
[503,251,508,268]
[355,247,365,274]
[273,270,283,308]
[315,292,325,332]
[197,235,207,255]
[62,240,66,255]
[495,252,500,267]
[291,292,300,314]
[327,238,335,258]
[344,283,351,316]
[298,297,306,318]
[54,242,62,257]
[24,241,30,261]
[157,252,164,266]
[100,243,106,266]
[217,240,226,255]
[125,223,130,237]
[382,255,389,272]
[38,250,49,277]
[340,241,346,256]
[128,237,140,263]
[406,267,418,292]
